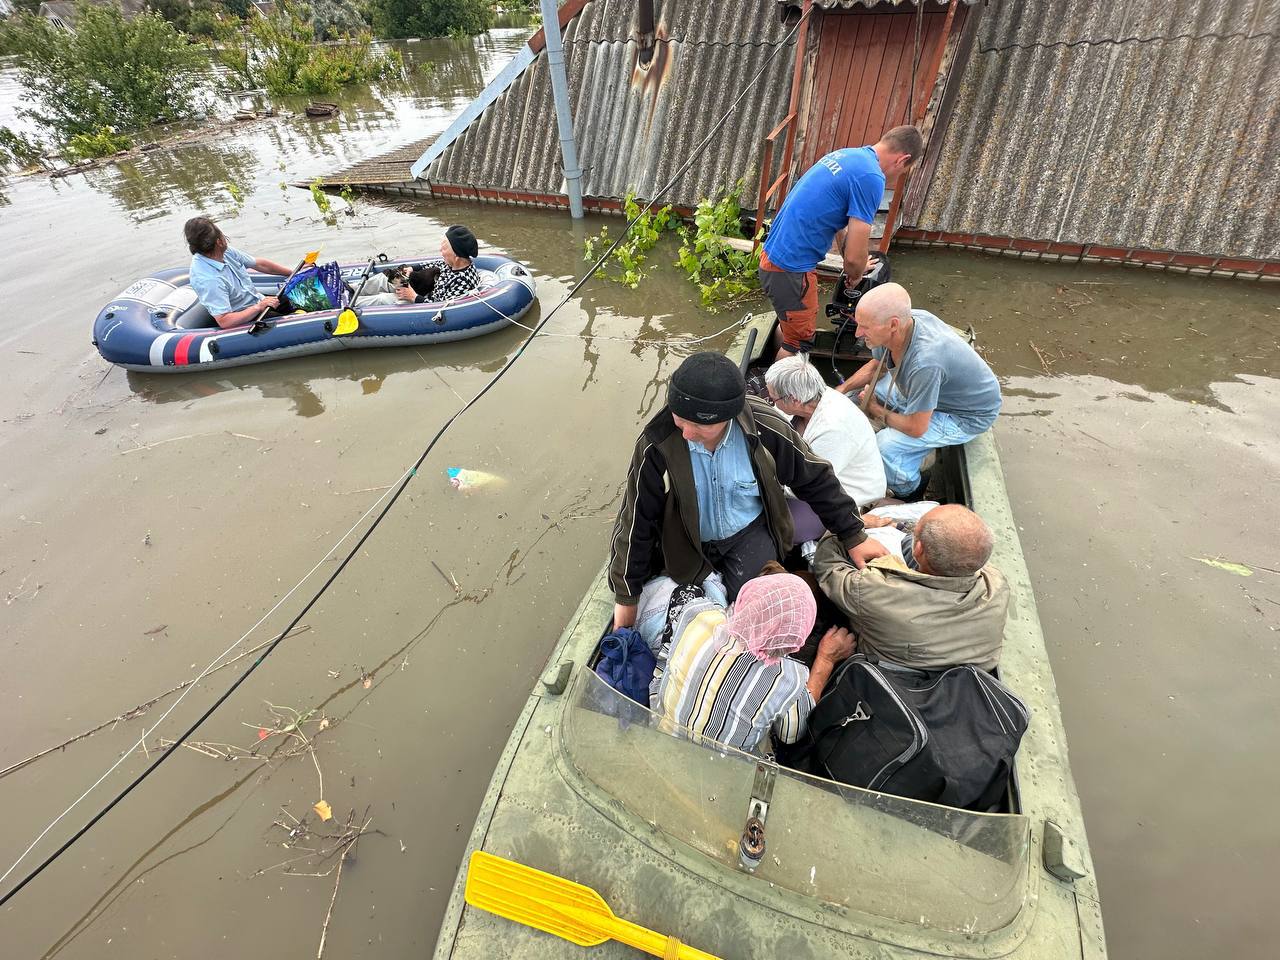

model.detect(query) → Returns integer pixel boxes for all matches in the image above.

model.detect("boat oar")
[464,851,722,959]
[251,250,319,331]
[331,257,378,336]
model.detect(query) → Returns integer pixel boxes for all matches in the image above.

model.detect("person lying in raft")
[354,225,483,306]
[184,216,294,329]
[651,572,855,754]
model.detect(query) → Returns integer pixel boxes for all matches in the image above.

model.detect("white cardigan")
[801,387,887,509]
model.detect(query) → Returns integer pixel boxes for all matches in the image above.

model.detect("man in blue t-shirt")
[184,217,293,329]
[836,282,1002,498]
[760,126,922,359]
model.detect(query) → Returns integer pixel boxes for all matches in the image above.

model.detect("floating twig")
[1029,340,1056,375]
[0,624,311,779]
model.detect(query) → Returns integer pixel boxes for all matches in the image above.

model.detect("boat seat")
[154,285,218,329]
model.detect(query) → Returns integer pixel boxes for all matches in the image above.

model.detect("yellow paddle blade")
[302,250,320,265]
[333,308,359,336]
[464,852,723,959]
[465,851,610,948]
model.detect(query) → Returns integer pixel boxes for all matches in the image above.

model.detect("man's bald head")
[855,282,912,328]
[914,504,995,577]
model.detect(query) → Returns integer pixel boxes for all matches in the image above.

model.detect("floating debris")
[447,467,505,493]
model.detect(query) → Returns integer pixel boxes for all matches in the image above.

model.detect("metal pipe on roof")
[539,0,585,219]
[634,0,656,67]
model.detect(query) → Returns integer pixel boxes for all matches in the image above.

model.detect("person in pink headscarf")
[651,573,855,754]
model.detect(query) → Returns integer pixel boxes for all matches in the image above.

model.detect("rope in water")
[0,7,810,907]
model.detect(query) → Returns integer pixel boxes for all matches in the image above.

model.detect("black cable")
[0,7,811,908]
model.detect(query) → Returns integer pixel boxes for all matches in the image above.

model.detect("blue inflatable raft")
[92,255,536,373]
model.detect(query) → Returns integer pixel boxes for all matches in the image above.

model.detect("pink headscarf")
[726,573,817,666]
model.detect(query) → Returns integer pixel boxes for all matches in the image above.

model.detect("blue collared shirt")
[688,420,763,542]
[189,246,260,316]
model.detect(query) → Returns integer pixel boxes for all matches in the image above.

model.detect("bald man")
[813,504,1009,671]
[836,283,1001,498]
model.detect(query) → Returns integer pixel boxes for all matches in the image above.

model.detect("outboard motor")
[825,250,891,325]
[826,251,891,360]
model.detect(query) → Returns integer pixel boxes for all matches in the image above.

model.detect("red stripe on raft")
[174,333,197,365]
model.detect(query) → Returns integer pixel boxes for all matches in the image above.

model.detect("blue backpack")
[594,627,657,706]
[282,261,348,313]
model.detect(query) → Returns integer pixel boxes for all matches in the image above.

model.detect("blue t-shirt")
[687,421,763,542]
[189,246,260,317]
[873,310,1002,430]
[763,146,885,273]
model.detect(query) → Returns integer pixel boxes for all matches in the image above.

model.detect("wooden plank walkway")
[311,136,434,187]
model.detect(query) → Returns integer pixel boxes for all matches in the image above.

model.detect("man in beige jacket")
[813,504,1008,671]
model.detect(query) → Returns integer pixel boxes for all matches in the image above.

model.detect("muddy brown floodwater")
[2,26,1278,960]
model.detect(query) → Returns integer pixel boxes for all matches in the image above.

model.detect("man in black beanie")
[609,352,886,626]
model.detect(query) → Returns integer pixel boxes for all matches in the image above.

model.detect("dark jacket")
[608,397,867,606]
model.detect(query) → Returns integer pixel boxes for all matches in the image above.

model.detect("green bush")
[369,0,492,40]
[0,126,45,171]
[218,4,402,96]
[64,127,134,161]
[2,5,204,143]
[676,179,762,309]
[583,192,675,289]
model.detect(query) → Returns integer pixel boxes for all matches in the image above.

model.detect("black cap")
[445,224,478,260]
[668,352,746,424]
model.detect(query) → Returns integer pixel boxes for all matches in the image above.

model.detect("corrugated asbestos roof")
[915,0,1280,260]
[422,0,798,208]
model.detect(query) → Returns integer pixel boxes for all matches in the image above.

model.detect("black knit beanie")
[444,224,478,260]
[668,352,746,424]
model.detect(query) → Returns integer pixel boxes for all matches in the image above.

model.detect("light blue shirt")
[189,246,260,316]
[688,420,763,542]
[872,310,1003,430]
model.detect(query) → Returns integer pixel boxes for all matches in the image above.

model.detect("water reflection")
[894,249,1280,407]
[90,141,262,214]
[124,320,530,415]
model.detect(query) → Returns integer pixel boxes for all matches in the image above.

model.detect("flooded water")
[1,25,1277,960]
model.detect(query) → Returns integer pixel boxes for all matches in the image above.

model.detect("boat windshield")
[560,669,1031,935]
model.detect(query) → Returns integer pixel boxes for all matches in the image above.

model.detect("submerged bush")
[218,4,403,96]
[0,126,45,171]
[369,0,493,40]
[2,5,205,142]
[64,127,134,161]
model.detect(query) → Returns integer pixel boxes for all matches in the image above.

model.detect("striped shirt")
[652,595,813,754]
[416,258,480,302]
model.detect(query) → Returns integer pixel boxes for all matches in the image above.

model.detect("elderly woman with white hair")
[765,355,887,544]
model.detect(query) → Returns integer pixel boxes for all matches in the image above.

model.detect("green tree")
[3,5,205,142]
[308,0,368,40]
[369,0,492,39]
[216,3,401,95]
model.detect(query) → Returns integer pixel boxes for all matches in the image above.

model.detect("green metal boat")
[432,312,1106,959]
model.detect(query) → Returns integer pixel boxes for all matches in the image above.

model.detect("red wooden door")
[798,7,950,171]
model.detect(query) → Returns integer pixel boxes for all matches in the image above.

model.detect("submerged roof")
[914,0,1280,260]
[418,0,799,209]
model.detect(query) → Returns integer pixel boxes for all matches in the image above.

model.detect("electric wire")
[0,7,809,908]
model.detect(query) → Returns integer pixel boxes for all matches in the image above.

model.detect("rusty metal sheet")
[424,0,799,208]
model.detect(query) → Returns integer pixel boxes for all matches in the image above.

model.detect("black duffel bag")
[782,655,1029,811]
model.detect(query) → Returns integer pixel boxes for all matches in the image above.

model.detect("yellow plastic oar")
[333,256,381,336]
[332,305,360,336]
[465,851,722,959]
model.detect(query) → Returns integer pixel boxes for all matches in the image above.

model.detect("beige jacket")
[813,532,1008,672]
